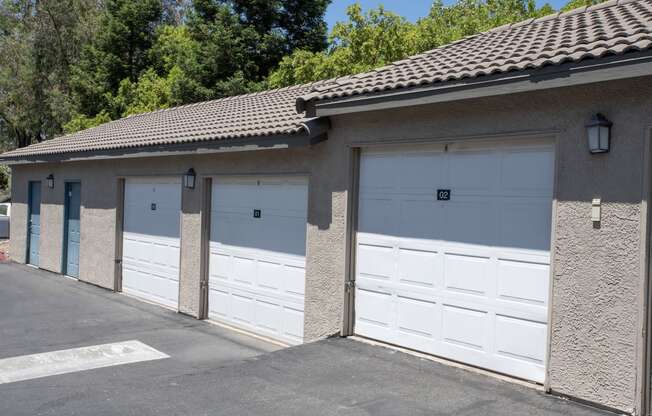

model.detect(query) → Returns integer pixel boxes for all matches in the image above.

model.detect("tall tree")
[70,0,165,118]
[68,0,331,124]
[187,0,330,96]
[0,0,100,148]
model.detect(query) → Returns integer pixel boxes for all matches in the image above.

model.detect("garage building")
[3,1,652,414]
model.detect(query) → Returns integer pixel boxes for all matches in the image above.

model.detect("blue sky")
[325,0,568,30]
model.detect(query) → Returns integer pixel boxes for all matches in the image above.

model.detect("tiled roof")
[298,0,652,107]
[1,81,325,159]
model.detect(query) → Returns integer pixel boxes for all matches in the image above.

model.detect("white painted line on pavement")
[0,340,169,385]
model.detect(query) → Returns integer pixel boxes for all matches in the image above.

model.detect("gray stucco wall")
[9,146,348,339]
[324,76,652,413]
[8,75,652,413]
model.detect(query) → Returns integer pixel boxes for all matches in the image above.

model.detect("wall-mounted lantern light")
[586,113,612,154]
[184,168,196,189]
[46,174,55,189]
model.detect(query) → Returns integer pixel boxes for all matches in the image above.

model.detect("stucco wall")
[324,76,652,413]
[9,145,348,339]
[8,75,652,413]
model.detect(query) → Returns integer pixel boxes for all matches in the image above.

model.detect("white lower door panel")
[355,141,554,382]
[208,176,308,345]
[122,177,181,309]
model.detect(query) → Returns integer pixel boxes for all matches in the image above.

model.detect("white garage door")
[355,140,554,382]
[122,177,181,309]
[208,176,308,345]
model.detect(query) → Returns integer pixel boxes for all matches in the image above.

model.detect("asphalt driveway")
[0,262,611,416]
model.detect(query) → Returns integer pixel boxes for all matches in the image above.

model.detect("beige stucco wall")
[9,145,348,337]
[324,76,652,414]
[8,75,652,413]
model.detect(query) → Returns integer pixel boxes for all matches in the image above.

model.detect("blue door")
[27,182,41,266]
[64,182,81,277]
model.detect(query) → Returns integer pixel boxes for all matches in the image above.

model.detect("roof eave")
[0,119,330,165]
[304,50,652,118]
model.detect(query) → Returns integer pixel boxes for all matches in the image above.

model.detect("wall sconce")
[586,113,612,154]
[184,168,196,189]
[46,174,54,189]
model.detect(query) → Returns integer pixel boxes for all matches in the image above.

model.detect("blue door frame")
[27,181,41,266]
[63,182,81,277]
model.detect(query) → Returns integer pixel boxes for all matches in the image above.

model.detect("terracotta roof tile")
[1,81,326,159]
[298,0,652,106]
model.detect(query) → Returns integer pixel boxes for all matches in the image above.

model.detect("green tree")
[269,4,418,87]
[187,0,330,97]
[69,0,166,118]
[0,0,100,148]
[66,0,331,129]
[269,0,556,88]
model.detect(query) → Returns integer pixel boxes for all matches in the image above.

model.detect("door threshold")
[119,291,178,313]
[205,318,291,348]
[349,335,544,391]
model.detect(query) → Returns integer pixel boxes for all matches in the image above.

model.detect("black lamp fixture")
[184,168,196,189]
[46,174,54,189]
[586,113,612,154]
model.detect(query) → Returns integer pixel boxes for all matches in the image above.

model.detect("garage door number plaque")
[437,189,451,201]
[253,209,261,218]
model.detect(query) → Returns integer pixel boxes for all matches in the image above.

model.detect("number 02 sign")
[437,189,451,201]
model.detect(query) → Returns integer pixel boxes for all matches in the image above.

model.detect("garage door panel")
[209,177,307,345]
[128,240,178,270]
[494,315,547,365]
[360,154,400,191]
[256,260,306,297]
[209,253,231,280]
[396,295,439,339]
[497,260,549,306]
[231,292,256,325]
[397,248,441,288]
[499,201,552,250]
[212,215,306,257]
[213,182,257,208]
[233,256,257,286]
[282,306,304,342]
[398,151,446,190]
[399,199,442,240]
[441,304,488,351]
[122,178,181,309]
[358,198,396,235]
[500,149,554,193]
[355,142,553,382]
[123,210,180,239]
[208,281,305,342]
[443,253,490,297]
[122,267,179,308]
[443,201,497,246]
[355,287,393,328]
[449,152,500,192]
[357,243,394,280]
[258,183,307,211]
[208,288,230,318]
[255,299,283,332]
[281,264,306,297]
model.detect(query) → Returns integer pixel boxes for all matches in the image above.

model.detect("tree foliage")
[0,0,100,148]
[0,0,330,148]
[269,0,557,87]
